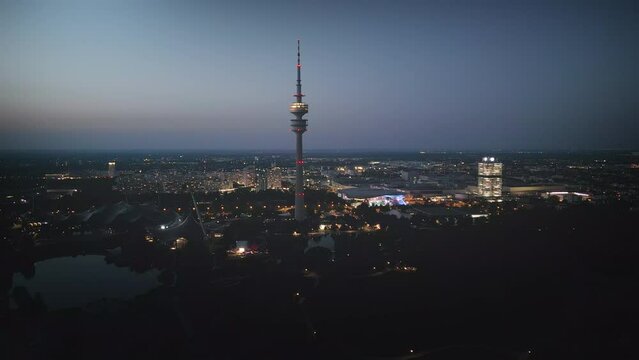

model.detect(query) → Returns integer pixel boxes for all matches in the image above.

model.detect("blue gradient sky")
[1,0,637,150]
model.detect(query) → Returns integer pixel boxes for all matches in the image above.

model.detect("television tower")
[289,40,308,221]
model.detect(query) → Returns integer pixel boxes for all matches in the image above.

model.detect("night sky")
[1,0,637,151]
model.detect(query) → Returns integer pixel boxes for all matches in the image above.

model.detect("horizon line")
[0,148,637,153]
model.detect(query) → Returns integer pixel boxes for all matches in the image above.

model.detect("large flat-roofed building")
[338,187,406,207]
[478,157,502,198]
[542,191,591,203]
[504,184,566,195]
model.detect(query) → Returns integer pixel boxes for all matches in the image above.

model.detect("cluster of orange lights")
[296,160,304,165]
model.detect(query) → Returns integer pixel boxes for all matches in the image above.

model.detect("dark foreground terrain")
[1,204,638,359]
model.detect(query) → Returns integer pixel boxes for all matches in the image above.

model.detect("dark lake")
[11,255,160,310]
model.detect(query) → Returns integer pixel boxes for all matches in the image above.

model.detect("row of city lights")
[161,203,336,212]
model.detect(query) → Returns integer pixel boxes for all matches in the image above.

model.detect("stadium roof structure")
[151,215,206,246]
[60,201,178,227]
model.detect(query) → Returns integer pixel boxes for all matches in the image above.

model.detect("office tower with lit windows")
[289,40,309,221]
[267,166,282,189]
[108,161,116,178]
[478,157,502,198]
[255,167,268,192]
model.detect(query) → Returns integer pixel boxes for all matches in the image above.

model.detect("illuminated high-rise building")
[478,157,502,198]
[289,40,309,221]
[255,167,268,192]
[108,161,116,178]
[267,166,283,189]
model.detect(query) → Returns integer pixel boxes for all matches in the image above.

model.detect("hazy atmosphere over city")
[1,0,637,150]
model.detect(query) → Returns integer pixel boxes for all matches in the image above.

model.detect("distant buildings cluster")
[331,155,599,207]
[255,166,283,192]
[36,153,621,209]
[114,164,285,194]
[4,151,636,251]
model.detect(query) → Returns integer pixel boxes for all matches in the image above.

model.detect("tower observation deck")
[290,40,308,222]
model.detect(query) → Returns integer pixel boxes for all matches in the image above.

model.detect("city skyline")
[1,0,638,151]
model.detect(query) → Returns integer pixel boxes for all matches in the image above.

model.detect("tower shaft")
[289,40,308,222]
[295,131,305,221]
